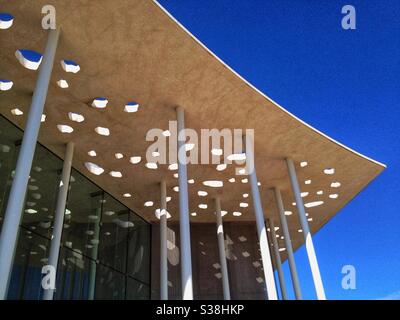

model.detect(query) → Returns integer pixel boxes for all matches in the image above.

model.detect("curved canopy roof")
[0,0,385,254]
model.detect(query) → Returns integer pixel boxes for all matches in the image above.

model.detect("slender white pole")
[88,205,101,300]
[245,134,278,300]
[160,180,168,300]
[268,219,287,300]
[273,187,302,299]
[43,142,74,300]
[214,197,231,300]
[286,158,326,300]
[0,28,60,299]
[176,106,193,300]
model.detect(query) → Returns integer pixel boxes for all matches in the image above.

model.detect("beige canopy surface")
[0,0,385,254]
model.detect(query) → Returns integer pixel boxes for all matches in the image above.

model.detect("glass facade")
[0,116,151,300]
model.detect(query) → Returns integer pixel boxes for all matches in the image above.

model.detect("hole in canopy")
[68,112,84,123]
[61,60,80,73]
[0,13,14,29]
[198,204,207,209]
[109,171,122,178]
[57,79,69,89]
[211,148,223,156]
[284,211,292,216]
[304,201,324,208]
[227,153,246,161]
[91,98,108,109]
[129,156,141,164]
[84,162,104,175]
[11,108,23,116]
[216,164,227,171]
[239,202,248,208]
[15,49,42,70]
[198,191,208,197]
[331,182,341,188]
[155,209,171,219]
[95,127,110,136]
[57,124,73,134]
[0,79,13,91]
[123,193,132,198]
[300,161,308,167]
[88,150,97,157]
[329,194,339,199]
[203,180,223,188]
[305,180,311,185]
[324,168,335,175]
[144,201,154,207]
[124,102,139,113]
[233,211,242,217]
[115,153,123,159]
[145,162,158,170]
[163,130,171,137]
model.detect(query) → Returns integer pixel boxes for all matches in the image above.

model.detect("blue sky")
[158,0,400,299]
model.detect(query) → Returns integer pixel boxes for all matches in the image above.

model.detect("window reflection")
[1,115,150,300]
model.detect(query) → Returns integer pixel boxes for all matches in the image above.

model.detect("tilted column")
[286,158,326,300]
[160,180,168,300]
[245,134,278,300]
[273,187,302,299]
[43,142,74,300]
[0,28,60,299]
[176,106,193,300]
[214,197,230,300]
[268,219,287,300]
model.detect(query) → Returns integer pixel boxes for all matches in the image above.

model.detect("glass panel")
[21,143,61,239]
[7,229,50,299]
[98,193,129,273]
[94,264,125,299]
[61,169,103,259]
[0,115,151,300]
[0,116,22,230]
[126,277,150,300]
[127,212,151,285]
[54,246,90,300]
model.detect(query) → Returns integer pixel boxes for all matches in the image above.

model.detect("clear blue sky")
[158,0,400,300]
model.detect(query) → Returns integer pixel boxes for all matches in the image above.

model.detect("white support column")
[268,219,287,300]
[0,28,60,300]
[286,158,326,300]
[88,204,101,300]
[176,106,193,300]
[43,142,74,300]
[273,187,302,299]
[160,180,168,300]
[214,197,231,300]
[245,134,278,300]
